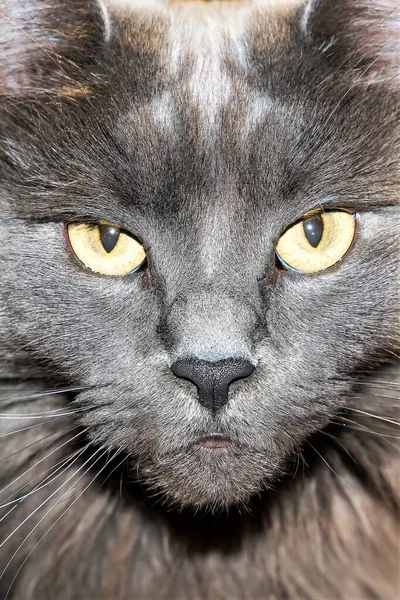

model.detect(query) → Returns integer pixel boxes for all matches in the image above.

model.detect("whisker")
[291,449,301,480]
[1,446,110,592]
[352,393,400,401]
[0,411,81,419]
[0,436,101,549]
[100,448,129,489]
[69,450,129,505]
[306,441,340,477]
[0,428,82,494]
[0,429,83,518]
[385,69,400,83]
[0,447,84,522]
[1,427,73,464]
[318,430,357,463]
[0,385,96,405]
[358,380,400,388]
[0,411,80,440]
[346,408,400,426]
[381,348,400,360]
[0,450,82,521]
[335,417,400,443]
[0,429,87,512]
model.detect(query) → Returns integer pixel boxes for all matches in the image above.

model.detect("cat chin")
[138,445,283,510]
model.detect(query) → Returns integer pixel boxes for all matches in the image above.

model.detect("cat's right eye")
[67,222,147,276]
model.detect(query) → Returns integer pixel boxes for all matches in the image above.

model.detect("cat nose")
[171,358,255,412]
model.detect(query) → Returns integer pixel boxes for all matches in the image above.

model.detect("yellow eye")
[67,222,147,276]
[275,211,356,273]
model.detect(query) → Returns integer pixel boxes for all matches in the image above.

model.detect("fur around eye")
[67,222,147,276]
[275,211,356,273]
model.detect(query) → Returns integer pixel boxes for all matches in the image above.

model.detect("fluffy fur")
[0,0,399,598]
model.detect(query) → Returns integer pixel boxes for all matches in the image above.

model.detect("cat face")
[0,0,398,508]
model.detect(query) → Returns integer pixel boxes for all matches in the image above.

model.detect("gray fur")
[0,0,399,598]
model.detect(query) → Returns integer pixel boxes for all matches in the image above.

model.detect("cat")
[0,0,399,598]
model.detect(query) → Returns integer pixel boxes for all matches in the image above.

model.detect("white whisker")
[347,408,400,426]
[0,413,77,440]
[0,385,93,404]
[1,446,110,592]
[0,429,87,512]
[0,412,80,419]
[306,441,340,477]
[0,436,101,549]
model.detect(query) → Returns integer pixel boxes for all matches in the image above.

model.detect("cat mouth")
[197,434,232,449]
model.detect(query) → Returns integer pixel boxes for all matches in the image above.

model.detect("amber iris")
[276,211,356,273]
[67,222,147,276]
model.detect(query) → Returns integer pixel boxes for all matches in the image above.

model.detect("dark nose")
[171,358,255,412]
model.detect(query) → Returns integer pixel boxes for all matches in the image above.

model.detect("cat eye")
[67,222,147,276]
[275,210,356,273]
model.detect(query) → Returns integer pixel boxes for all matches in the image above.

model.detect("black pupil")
[99,225,120,253]
[303,215,323,248]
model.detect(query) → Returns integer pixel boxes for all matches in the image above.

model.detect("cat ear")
[0,0,107,96]
[301,0,399,84]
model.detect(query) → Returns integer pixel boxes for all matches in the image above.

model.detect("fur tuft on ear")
[0,0,106,96]
[301,0,399,84]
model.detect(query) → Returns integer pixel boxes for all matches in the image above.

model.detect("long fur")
[0,1,399,598]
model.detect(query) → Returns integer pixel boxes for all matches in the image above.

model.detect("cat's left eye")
[275,210,356,273]
[67,222,147,276]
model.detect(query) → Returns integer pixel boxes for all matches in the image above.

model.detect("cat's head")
[0,0,399,509]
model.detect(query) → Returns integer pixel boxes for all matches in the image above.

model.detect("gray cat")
[0,0,399,598]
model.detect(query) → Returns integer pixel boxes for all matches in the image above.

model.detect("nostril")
[222,359,255,384]
[171,358,255,412]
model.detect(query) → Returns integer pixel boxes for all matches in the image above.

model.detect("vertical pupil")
[303,215,323,248]
[99,225,120,253]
